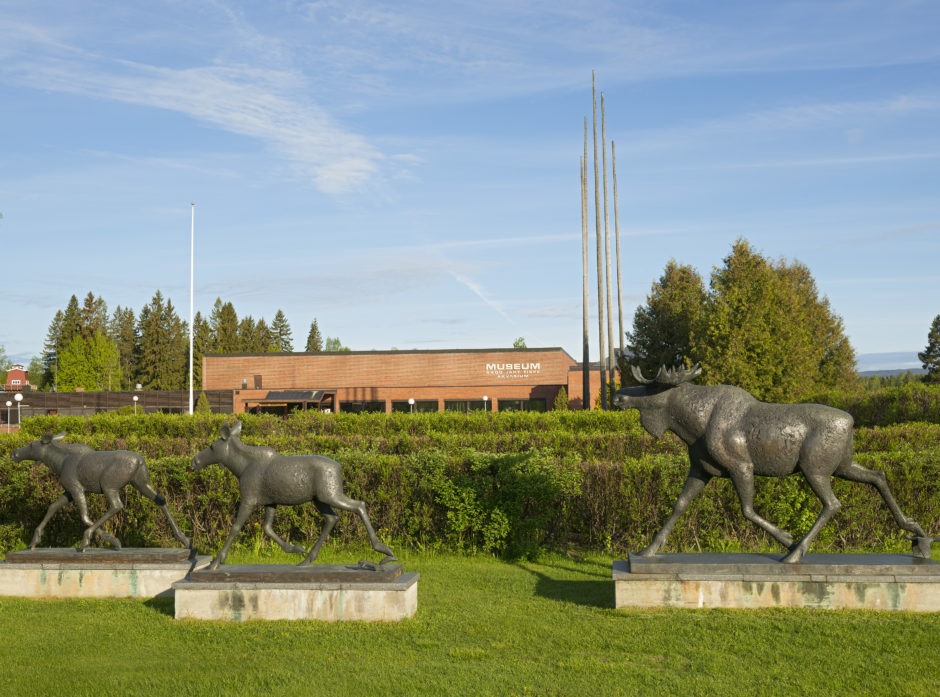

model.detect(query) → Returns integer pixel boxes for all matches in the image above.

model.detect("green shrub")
[1,411,937,557]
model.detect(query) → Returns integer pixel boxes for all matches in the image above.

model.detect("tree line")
[28,292,346,392]
[624,238,859,402]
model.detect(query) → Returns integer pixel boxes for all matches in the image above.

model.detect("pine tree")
[238,315,262,352]
[553,387,569,411]
[192,311,212,389]
[209,298,240,353]
[255,318,274,353]
[271,310,293,352]
[306,319,323,352]
[626,260,706,382]
[78,292,108,339]
[918,314,940,383]
[109,306,138,389]
[40,309,64,389]
[137,291,187,389]
[195,391,212,414]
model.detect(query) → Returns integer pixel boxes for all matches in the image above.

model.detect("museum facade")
[202,347,601,414]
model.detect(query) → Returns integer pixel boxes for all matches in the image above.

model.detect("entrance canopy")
[244,390,335,414]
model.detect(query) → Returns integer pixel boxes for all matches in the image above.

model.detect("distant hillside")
[856,351,922,373]
[858,368,926,378]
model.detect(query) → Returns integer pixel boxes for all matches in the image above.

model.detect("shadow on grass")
[517,562,615,609]
[143,596,175,617]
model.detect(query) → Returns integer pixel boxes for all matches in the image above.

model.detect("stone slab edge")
[0,555,213,571]
[173,572,420,592]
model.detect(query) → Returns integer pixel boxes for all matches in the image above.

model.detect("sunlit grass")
[1,548,939,697]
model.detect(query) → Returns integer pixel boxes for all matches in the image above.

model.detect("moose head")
[192,420,243,471]
[613,364,702,438]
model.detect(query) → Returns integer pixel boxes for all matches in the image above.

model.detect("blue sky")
[1,1,938,372]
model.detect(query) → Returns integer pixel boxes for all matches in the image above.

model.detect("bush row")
[1,412,937,557]
[809,382,940,428]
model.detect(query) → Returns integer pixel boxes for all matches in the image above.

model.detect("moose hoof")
[780,549,805,564]
[285,544,306,555]
[379,554,399,565]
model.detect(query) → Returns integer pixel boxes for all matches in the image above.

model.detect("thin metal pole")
[581,118,590,410]
[613,141,625,362]
[602,93,615,405]
[592,72,607,410]
[189,202,194,415]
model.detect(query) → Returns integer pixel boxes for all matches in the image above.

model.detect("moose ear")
[231,420,243,437]
[53,432,66,441]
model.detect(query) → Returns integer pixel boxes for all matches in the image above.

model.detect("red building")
[202,348,603,414]
[4,364,29,392]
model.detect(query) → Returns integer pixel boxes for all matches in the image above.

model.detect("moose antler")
[631,364,702,386]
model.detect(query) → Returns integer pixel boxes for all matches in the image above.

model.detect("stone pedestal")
[0,548,210,599]
[173,563,419,621]
[614,552,940,611]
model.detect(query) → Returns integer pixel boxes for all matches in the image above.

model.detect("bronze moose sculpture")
[12,432,190,550]
[192,420,396,570]
[614,365,931,563]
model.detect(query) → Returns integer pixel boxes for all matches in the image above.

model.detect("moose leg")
[262,505,306,554]
[782,473,842,563]
[639,468,711,557]
[210,501,255,570]
[81,489,125,550]
[835,461,927,540]
[131,472,191,547]
[29,492,72,549]
[70,490,119,549]
[325,494,396,562]
[298,501,339,566]
[727,468,795,551]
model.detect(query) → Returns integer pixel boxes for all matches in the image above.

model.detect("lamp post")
[408,398,415,413]
[14,392,22,426]
[5,401,10,432]
[482,395,489,412]
[133,395,139,415]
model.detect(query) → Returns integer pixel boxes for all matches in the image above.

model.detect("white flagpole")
[189,202,195,415]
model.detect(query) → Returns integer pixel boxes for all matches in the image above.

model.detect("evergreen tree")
[40,309,64,389]
[271,309,293,352]
[918,314,940,383]
[626,239,856,402]
[305,319,323,352]
[209,298,240,353]
[192,311,212,389]
[625,260,706,382]
[109,305,138,389]
[137,291,188,389]
[195,391,212,414]
[60,295,82,348]
[255,318,274,353]
[238,315,263,352]
[553,386,569,411]
[78,292,108,339]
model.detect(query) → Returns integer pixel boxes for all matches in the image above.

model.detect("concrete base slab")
[0,548,210,599]
[614,553,940,612]
[173,564,419,621]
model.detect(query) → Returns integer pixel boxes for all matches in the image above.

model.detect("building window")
[498,398,546,412]
[390,400,438,413]
[340,401,386,414]
[11,380,20,386]
[444,400,490,413]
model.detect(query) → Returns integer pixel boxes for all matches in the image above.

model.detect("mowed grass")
[1,548,939,697]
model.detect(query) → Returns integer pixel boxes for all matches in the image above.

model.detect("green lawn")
[1,548,939,697]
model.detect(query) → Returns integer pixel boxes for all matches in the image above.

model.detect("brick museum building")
[202,348,602,414]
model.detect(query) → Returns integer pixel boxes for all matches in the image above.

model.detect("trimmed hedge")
[1,411,938,557]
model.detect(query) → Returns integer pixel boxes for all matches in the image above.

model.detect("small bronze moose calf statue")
[192,420,396,570]
[12,432,190,550]
[614,365,933,563]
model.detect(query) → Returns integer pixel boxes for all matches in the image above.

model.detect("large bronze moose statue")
[12,432,190,550]
[192,420,396,570]
[613,365,931,563]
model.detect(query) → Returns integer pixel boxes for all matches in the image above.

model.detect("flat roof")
[206,346,577,361]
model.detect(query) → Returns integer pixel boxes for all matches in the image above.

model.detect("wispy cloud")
[451,272,513,322]
[0,18,383,193]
